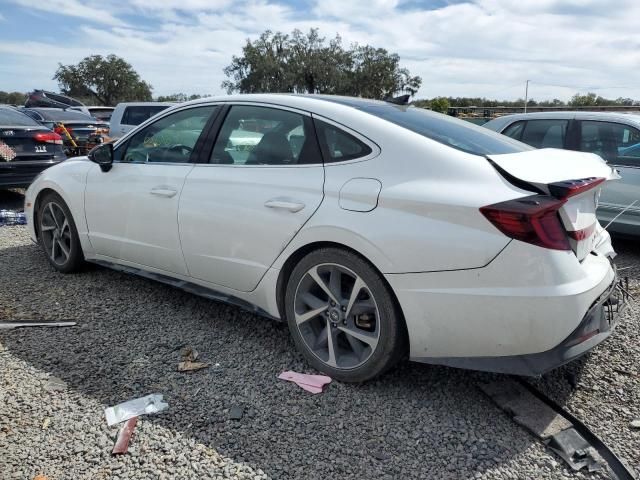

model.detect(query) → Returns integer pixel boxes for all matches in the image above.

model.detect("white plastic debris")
[105,393,169,426]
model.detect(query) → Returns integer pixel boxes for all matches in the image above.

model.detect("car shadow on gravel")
[0,241,603,479]
[0,188,25,211]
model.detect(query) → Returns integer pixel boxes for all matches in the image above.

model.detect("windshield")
[0,108,41,127]
[358,104,531,156]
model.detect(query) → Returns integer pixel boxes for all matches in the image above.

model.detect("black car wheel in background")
[0,107,66,189]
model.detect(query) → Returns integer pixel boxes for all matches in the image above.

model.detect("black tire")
[284,247,406,382]
[37,192,85,273]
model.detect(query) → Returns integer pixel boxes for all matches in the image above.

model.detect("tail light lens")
[480,195,570,250]
[33,132,63,145]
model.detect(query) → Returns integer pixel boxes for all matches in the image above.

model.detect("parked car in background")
[22,108,109,157]
[109,102,173,139]
[24,95,624,382]
[25,90,85,111]
[484,112,640,236]
[70,106,115,122]
[0,106,65,188]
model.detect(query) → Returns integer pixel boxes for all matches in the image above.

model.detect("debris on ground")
[105,394,168,427]
[229,405,244,420]
[43,377,67,393]
[630,419,640,429]
[0,209,26,226]
[32,475,49,480]
[112,417,138,455]
[278,371,331,394]
[478,380,607,473]
[0,320,77,330]
[41,418,51,430]
[177,346,209,372]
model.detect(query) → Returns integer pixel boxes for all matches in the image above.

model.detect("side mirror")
[88,143,114,172]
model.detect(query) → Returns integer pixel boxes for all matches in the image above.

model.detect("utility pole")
[524,80,530,113]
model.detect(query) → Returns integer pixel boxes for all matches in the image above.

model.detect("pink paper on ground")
[278,371,332,394]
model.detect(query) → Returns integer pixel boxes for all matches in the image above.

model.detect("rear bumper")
[0,161,62,188]
[386,239,619,373]
[411,273,627,376]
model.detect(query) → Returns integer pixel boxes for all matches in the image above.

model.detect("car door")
[84,105,218,274]
[576,120,640,234]
[179,104,325,292]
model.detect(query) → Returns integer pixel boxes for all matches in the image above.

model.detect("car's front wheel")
[285,248,406,382]
[37,192,85,273]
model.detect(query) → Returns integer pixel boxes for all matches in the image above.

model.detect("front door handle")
[264,197,305,213]
[150,187,178,198]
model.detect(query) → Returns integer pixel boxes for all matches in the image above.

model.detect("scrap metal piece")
[105,394,168,427]
[0,321,77,330]
[112,417,138,455]
[177,361,209,372]
[546,427,601,472]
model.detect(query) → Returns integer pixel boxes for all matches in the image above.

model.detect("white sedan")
[25,94,624,382]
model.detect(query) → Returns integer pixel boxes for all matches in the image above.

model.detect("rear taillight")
[34,132,63,145]
[480,195,570,250]
[548,177,605,199]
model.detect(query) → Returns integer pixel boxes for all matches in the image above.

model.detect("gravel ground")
[0,194,638,479]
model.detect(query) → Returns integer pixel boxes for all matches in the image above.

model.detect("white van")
[109,102,173,139]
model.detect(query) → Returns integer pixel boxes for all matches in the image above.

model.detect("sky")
[0,0,639,102]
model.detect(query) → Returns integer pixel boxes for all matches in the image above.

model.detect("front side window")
[520,119,569,149]
[117,106,216,163]
[122,105,171,126]
[579,121,640,165]
[314,120,372,162]
[211,105,322,165]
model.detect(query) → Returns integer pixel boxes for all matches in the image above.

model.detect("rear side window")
[0,108,41,126]
[122,105,170,126]
[520,120,569,149]
[358,105,529,156]
[579,120,640,166]
[314,120,372,162]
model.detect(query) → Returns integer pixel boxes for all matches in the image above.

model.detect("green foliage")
[222,29,421,99]
[0,91,26,105]
[156,93,207,102]
[429,97,450,113]
[53,54,153,106]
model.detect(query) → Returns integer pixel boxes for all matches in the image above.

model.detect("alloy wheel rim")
[40,202,72,266]
[293,263,380,370]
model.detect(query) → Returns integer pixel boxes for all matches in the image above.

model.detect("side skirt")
[89,259,280,321]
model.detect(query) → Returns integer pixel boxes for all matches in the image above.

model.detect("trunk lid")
[487,148,618,261]
[0,127,58,161]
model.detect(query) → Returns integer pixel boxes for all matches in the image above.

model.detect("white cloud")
[2,0,640,101]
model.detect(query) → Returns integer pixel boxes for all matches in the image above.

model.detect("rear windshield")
[357,104,531,156]
[31,109,96,121]
[0,108,41,126]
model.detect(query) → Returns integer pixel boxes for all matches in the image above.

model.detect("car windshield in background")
[0,108,41,127]
[359,104,531,156]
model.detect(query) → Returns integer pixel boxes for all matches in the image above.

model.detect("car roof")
[115,102,175,107]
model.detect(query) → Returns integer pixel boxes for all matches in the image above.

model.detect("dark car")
[0,107,66,188]
[25,90,85,110]
[22,108,109,156]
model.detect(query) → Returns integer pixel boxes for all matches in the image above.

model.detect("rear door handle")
[150,187,178,198]
[264,197,305,213]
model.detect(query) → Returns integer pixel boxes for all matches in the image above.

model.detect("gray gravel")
[0,202,638,479]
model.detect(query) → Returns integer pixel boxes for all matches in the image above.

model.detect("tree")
[0,91,26,105]
[222,28,422,99]
[156,93,206,102]
[429,97,450,114]
[53,54,152,106]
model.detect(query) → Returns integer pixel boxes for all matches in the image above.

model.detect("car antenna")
[384,94,410,105]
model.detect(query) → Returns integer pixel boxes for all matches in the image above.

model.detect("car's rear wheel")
[38,192,85,273]
[285,248,406,382]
